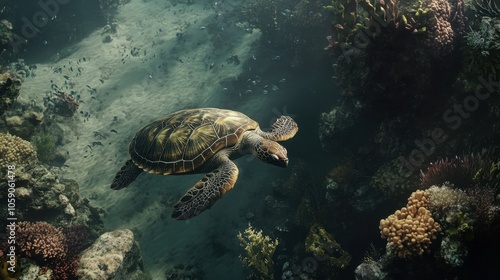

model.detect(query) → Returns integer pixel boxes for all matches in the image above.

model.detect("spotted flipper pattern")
[172,157,239,220]
[110,160,143,190]
[259,115,298,141]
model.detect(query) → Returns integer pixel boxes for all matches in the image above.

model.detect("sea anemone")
[420,151,492,188]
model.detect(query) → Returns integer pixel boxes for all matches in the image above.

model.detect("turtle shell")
[129,108,258,175]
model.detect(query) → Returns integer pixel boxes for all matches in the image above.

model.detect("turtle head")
[254,139,289,167]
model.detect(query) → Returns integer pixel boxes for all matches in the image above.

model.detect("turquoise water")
[1,0,499,279]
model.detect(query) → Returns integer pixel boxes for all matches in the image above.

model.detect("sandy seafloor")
[18,0,299,278]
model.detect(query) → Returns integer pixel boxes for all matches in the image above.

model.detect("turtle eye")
[270,154,279,161]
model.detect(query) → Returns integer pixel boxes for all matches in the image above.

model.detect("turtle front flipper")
[172,157,239,220]
[258,115,298,141]
[111,160,143,190]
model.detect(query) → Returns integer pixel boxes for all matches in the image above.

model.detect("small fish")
[92,141,103,147]
[111,129,118,134]
[99,79,104,84]
[63,75,70,80]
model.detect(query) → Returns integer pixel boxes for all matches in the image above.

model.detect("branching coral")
[0,133,37,169]
[379,190,441,258]
[13,222,93,279]
[15,221,67,262]
[237,223,278,280]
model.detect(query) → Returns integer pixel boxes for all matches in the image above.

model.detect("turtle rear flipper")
[172,156,239,220]
[259,115,298,141]
[111,160,143,190]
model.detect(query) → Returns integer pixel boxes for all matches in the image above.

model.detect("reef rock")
[354,261,386,280]
[77,229,151,280]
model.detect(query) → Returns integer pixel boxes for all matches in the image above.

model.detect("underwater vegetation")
[305,224,352,277]
[237,223,279,280]
[462,1,500,89]
[31,130,57,164]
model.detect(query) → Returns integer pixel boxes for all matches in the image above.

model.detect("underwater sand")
[20,0,295,278]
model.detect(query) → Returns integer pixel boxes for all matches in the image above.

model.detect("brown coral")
[0,133,37,168]
[15,221,67,262]
[379,190,441,258]
[425,0,466,58]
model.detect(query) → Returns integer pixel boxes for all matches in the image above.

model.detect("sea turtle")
[110,108,298,220]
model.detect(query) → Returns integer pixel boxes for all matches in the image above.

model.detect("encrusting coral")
[379,190,441,258]
[237,223,278,280]
[0,133,37,168]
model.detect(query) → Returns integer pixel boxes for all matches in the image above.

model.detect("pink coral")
[15,221,67,262]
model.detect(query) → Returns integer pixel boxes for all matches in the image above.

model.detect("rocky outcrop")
[77,229,151,280]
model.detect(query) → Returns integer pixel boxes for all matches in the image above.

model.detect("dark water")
[1,0,499,279]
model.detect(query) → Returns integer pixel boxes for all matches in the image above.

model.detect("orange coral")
[379,190,441,258]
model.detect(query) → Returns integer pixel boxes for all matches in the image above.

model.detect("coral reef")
[0,20,14,61]
[11,221,92,279]
[425,0,466,58]
[318,104,359,152]
[0,133,37,169]
[328,163,362,186]
[1,110,44,140]
[0,70,21,116]
[305,224,351,276]
[15,221,67,262]
[371,158,421,199]
[7,166,102,231]
[379,190,441,258]
[237,223,278,280]
[419,152,493,188]
[422,185,476,267]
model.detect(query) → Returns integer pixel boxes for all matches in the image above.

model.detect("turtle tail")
[110,160,143,190]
